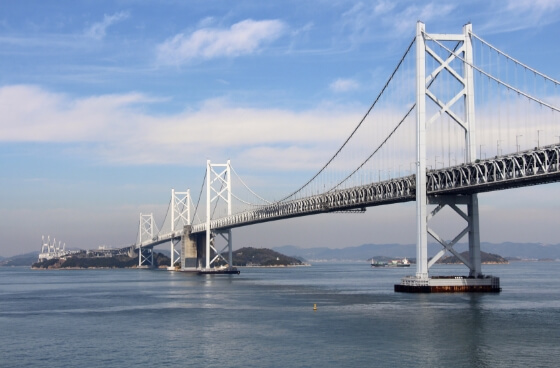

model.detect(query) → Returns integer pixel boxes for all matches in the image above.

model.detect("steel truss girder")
[427,145,560,194]
[191,176,415,233]
[135,145,560,250]
[186,144,560,235]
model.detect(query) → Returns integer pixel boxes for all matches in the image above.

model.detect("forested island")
[32,250,170,269]
[437,251,508,264]
[232,247,306,267]
[30,247,304,269]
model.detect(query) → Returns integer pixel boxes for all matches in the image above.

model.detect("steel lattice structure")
[132,22,559,284]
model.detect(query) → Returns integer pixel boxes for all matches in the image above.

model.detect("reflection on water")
[0,262,559,367]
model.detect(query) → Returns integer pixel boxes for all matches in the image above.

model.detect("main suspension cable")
[425,32,560,112]
[276,36,417,202]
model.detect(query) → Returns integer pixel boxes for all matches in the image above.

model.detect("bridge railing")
[428,144,560,194]
[191,175,415,233]
[137,144,560,248]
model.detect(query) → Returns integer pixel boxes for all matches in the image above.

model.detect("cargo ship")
[371,257,410,267]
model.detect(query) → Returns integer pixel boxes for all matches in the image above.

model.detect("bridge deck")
[139,144,559,248]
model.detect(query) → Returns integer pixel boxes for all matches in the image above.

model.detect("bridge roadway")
[139,144,560,248]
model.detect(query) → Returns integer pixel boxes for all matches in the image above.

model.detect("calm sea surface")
[1,262,559,368]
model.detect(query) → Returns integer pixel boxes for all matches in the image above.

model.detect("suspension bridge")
[133,22,560,291]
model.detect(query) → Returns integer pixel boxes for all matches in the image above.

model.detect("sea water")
[1,262,559,368]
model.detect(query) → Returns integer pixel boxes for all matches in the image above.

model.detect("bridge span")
[133,22,560,292]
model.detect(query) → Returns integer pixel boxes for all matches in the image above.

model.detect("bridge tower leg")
[397,22,496,292]
[204,160,235,272]
[169,188,191,270]
[138,213,155,268]
[415,21,429,281]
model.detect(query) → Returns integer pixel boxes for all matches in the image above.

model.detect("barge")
[198,267,240,275]
[394,275,501,293]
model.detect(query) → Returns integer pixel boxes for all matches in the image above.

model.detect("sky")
[1,0,560,257]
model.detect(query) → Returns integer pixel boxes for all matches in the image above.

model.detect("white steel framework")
[169,189,190,269]
[415,22,481,279]
[138,213,154,267]
[205,160,233,270]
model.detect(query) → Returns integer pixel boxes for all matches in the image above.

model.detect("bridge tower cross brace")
[170,188,191,268]
[205,160,233,270]
[138,213,154,267]
[415,22,481,279]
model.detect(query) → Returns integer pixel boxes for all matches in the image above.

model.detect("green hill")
[233,247,305,267]
[32,251,170,269]
[438,251,508,264]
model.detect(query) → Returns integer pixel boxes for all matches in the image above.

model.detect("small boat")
[370,259,388,267]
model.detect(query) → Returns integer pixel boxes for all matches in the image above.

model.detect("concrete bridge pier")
[395,192,500,292]
[181,225,205,271]
[181,226,238,274]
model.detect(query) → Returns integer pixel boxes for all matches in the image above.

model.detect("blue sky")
[1,0,560,257]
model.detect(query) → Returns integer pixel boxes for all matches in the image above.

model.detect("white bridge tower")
[399,22,493,291]
[204,160,234,271]
[138,213,155,267]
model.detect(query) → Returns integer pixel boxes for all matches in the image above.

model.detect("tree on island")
[233,247,304,266]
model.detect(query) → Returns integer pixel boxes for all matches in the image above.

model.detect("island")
[32,249,170,269]
[232,247,306,267]
[437,251,509,264]
[30,246,305,269]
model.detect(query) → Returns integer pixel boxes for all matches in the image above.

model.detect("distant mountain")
[273,242,560,261]
[3,241,558,267]
[0,251,40,267]
[480,242,560,259]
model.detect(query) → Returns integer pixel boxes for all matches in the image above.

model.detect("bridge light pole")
[479,145,484,160]
[516,135,523,153]
[537,130,543,149]
[496,140,502,156]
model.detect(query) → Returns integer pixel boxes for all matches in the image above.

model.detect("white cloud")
[340,1,456,44]
[0,85,359,170]
[389,2,455,36]
[478,0,560,33]
[156,19,287,65]
[85,11,130,40]
[506,0,560,13]
[330,78,359,92]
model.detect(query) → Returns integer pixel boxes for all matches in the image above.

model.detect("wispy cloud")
[329,78,359,92]
[0,85,359,169]
[85,11,130,40]
[478,0,560,33]
[156,19,287,65]
[340,1,456,44]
